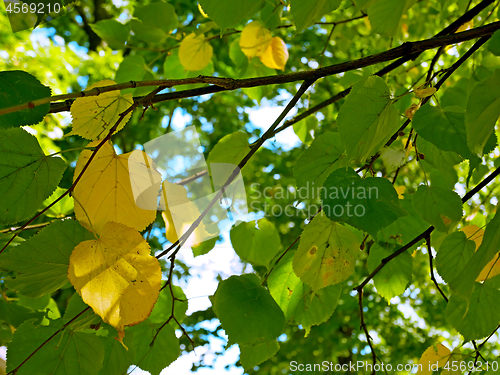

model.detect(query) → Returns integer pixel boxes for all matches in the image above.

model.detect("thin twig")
[357,290,378,374]
[426,236,448,302]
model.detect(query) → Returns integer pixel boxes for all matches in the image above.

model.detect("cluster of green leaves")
[1,0,500,374]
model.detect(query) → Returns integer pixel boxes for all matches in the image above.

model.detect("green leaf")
[290,0,342,32]
[149,284,188,324]
[99,332,135,375]
[129,319,180,375]
[321,167,408,237]
[0,298,44,328]
[417,138,463,171]
[367,0,414,36]
[367,242,412,301]
[293,116,318,146]
[0,128,66,225]
[6,319,105,375]
[41,187,74,218]
[192,236,217,257]
[412,105,470,159]
[207,131,250,181]
[130,19,169,44]
[488,30,500,56]
[199,0,264,30]
[115,55,148,95]
[294,131,347,193]
[293,212,361,292]
[90,20,129,49]
[0,71,51,127]
[210,274,285,346]
[465,70,500,155]
[446,283,500,342]
[260,1,282,29]
[62,293,100,331]
[239,340,280,370]
[411,185,463,232]
[268,250,342,335]
[0,220,93,297]
[230,218,281,268]
[435,232,475,285]
[378,196,429,250]
[450,209,500,299]
[134,1,178,34]
[337,76,399,162]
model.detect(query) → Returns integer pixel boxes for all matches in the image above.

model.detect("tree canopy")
[1,0,500,374]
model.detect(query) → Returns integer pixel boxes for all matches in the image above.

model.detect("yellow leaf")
[414,87,437,99]
[73,141,158,234]
[395,185,406,199]
[462,225,500,281]
[239,21,272,58]
[160,181,213,247]
[179,33,213,71]
[456,20,473,33]
[198,3,209,18]
[68,221,162,332]
[69,80,133,140]
[259,36,289,70]
[417,343,452,374]
[404,102,420,119]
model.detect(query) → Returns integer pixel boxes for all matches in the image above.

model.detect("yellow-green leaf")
[73,141,157,234]
[239,21,272,58]
[69,80,133,140]
[68,221,162,332]
[179,33,213,71]
[293,212,361,292]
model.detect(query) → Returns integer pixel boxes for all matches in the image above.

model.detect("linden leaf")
[68,221,162,333]
[69,79,133,140]
[179,33,213,71]
[463,225,500,282]
[73,141,157,234]
[239,21,272,58]
[160,181,213,247]
[417,343,452,375]
[293,212,361,292]
[259,37,289,70]
[414,87,437,99]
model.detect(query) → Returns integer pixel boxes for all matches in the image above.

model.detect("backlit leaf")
[68,221,162,333]
[417,344,452,375]
[179,33,213,71]
[435,231,475,285]
[446,283,500,341]
[0,128,66,225]
[293,212,360,292]
[294,132,347,193]
[6,319,105,375]
[69,80,133,140]
[367,242,412,301]
[89,20,129,49]
[230,218,281,268]
[199,0,264,30]
[211,274,285,346]
[367,0,414,36]
[337,76,399,162]
[259,36,289,70]
[268,250,342,335]
[0,220,93,297]
[129,319,180,375]
[0,70,51,128]
[290,0,342,32]
[411,185,463,232]
[239,341,280,371]
[73,141,157,234]
[465,69,500,155]
[321,167,408,237]
[239,21,272,58]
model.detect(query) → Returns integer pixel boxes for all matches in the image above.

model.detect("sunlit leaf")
[179,33,213,71]
[68,221,162,333]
